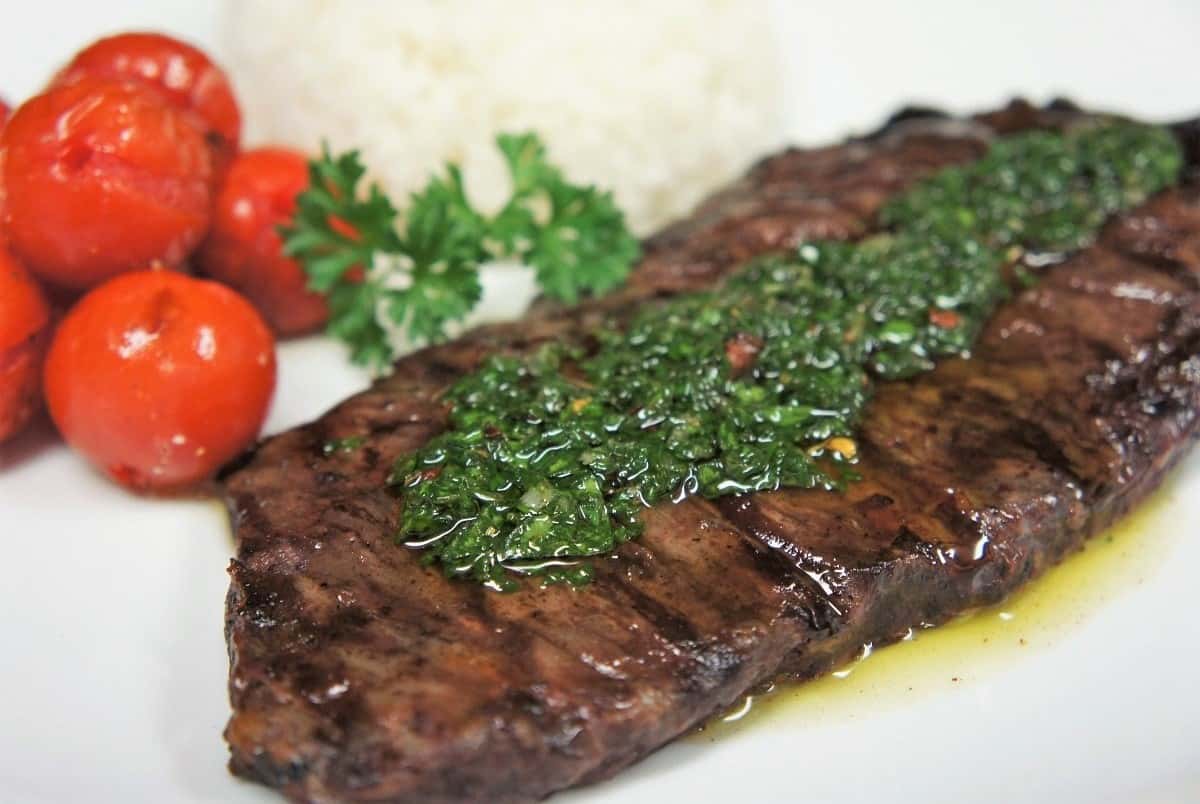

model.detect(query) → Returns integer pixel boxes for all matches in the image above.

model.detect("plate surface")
[2,3,1199,803]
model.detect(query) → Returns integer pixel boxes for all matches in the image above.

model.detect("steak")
[222,101,1200,803]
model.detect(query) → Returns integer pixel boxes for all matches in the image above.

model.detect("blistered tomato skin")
[0,247,51,443]
[52,32,241,175]
[0,96,9,224]
[43,271,276,491]
[200,147,329,335]
[1,77,213,292]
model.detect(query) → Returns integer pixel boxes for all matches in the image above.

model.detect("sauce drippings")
[700,474,1186,738]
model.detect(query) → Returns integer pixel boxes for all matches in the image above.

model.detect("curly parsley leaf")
[391,165,486,343]
[492,133,640,304]
[282,134,639,370]
[283,147,403,366]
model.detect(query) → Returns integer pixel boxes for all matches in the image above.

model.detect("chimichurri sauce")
[391,121,1183,590]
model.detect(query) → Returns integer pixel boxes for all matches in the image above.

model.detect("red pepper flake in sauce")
[724,332,764,377]
[929,309,962,329]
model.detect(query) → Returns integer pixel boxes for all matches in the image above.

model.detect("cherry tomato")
[43,270,275,491]
[0,129,8,228]
[1,77,213,292]
[51,32,240,176]
[199,147,329,336]
[0,245,50,443]
[0,95,9,227]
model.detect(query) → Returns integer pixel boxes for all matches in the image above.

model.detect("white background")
[1,2,1198,803]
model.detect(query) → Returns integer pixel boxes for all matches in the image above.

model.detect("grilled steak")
[222,101,1200,803]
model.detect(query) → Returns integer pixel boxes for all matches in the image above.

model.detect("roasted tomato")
[51,32,240,175]
[0,95,9,225]
[0,246,50,443]
[1,77,213,292]
[199,147,329,336]
[43,270,275,491]
[0,116,8,225]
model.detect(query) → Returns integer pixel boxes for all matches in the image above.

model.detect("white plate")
[2,3,1200,803]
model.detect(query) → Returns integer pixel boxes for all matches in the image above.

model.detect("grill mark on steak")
[222,103,1200,804]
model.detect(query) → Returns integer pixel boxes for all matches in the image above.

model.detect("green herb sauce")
[391,121,1183,590]
[323,435,365,456]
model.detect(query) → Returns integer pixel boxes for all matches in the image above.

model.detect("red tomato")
[0,246,50,443]
[1,77,213,292]
[51,32,240,176]
[0,131,8,229]
[0,95,9,227]
[199,147,329,336]
[43,270,275,491]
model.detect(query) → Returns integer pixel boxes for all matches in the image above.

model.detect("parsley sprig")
[282,133,639,369]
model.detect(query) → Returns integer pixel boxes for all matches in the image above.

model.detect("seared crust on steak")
[222,102,1200,803]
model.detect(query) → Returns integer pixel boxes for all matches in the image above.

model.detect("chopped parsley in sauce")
[391,121,1183,590]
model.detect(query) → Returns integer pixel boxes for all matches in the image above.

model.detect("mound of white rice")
[220,0,785,234]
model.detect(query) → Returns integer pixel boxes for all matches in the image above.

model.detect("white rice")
[219,0,785,234]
